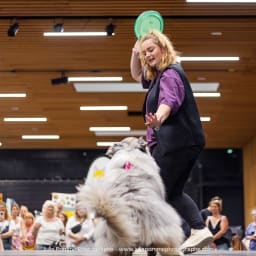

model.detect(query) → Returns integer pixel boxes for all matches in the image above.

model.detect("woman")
[10,203,23,250]
[21,212,36,250]
[65,207,94,249]
[31,200,64,250]
[244,208,256,251]
[206,200,230,250]
[130,30,212,253]
[0,202,13,250]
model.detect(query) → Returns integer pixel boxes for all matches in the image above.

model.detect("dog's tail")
[77,182,138,248]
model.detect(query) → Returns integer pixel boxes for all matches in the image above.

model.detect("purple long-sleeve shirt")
[142,68,185,147]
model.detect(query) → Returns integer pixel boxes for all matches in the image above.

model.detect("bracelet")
[154,126,160,131]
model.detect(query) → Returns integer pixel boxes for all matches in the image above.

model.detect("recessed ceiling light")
[0,93,26,98]
[4,117,47,122]
[89,127,131,132]
[80,106,128,111]
[96,141,116,147]
[94,130,147,136]
[211,32,222,36]
[74,82,220,93]
[200,117,211,122]
[194,92,221,97]
[187,0,256,2]
[69,76,123,82]
[44,32,108,37]
[22,135,60,140]
[178,56,239,61]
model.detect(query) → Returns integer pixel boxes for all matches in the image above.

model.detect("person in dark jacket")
[130,29,212,254]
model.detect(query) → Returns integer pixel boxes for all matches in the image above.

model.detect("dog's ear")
[105,142,123,158]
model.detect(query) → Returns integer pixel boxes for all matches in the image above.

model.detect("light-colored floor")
[0,249,256,256]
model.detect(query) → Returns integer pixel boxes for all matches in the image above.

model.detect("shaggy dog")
[77,137,184,256]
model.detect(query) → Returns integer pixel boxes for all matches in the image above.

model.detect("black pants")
[151,145,205,230]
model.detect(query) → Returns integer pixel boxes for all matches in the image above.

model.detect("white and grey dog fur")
[77,137,184,256]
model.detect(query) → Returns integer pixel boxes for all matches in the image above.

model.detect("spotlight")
[54,23,64,32]
[7,22,19,37]
[105,23,115,36]
[51,76,68,85]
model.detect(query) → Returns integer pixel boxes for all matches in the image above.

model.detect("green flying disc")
[134,10,164,39]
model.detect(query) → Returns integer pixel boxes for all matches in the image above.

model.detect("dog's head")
[106,137,149,158]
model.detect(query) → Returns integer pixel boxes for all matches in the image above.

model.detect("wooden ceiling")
[0,0,255,149]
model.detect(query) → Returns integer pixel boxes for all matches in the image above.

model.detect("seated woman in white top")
[66,207,94,249]
[31,200,64,250]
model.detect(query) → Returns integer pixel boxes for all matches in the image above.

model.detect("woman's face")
[46,205,55,216]
[24,216,34,226]
[11,206,19,217]
[210,202,220,214]
[141,38,162,68]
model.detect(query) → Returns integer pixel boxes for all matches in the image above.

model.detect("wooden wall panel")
[243,136,256,227]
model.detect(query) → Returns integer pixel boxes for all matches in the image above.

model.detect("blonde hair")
[139,30,178,80]
[24,211,35,226]
[42,200,57,217]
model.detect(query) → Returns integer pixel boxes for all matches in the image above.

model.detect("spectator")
[206,200,230,250]
[0,202,12,250]
[244,208,256,251]
[59,212,68,228]
[21,212,36,250]
[65,207,94,249]
[201,196,223,222]
[31,200,64,250]
[10,203,23,250]
[20,205,29,220]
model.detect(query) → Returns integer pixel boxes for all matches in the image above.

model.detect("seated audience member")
[206,200,230,250]
[21,212,36,250]
[201,196,223,222]
[244,208,256,251]
[65,207,94,249]
[31,200,64,250]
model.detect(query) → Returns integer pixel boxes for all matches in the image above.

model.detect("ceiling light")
[200,117,211,122]
[0,142,2,147]
[0,93,26,98]
[194,92,221,97]
[7,22,19,37]
[191,83,219,92]
[74,82,219,93]
[80,106,128,111]
[187,0,256,2]
[69,76,123,82]
[178,56,239,61]
[44,32,108,37]
[95,130,147,136]
[74,82,145,92]
[4,117,47,122]
[211,32,222,36]
[89,127,131,132]
[96,142,115,147]
[22,135,60,140]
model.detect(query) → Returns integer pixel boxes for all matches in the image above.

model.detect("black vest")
[142,64,205,154]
